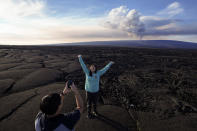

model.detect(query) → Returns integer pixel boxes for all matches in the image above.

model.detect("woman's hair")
[40,93,61,115]
[89,65,97,77]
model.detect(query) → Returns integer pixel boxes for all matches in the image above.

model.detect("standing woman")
[78,55,114,118]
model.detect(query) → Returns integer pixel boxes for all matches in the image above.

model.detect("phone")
[67,80,73,88]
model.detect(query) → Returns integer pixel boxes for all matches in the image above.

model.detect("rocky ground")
[0,45,197,131]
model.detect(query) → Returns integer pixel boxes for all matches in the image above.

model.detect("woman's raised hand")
[110,61,115,64]
[78,55,82,58]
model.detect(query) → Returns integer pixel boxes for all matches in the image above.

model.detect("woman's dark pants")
[86,91,99,114]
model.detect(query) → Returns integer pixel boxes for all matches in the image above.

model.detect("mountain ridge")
[52,40,197,49]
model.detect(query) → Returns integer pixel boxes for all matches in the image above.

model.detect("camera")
[67,80,73,88]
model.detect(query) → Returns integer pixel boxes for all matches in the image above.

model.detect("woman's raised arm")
[78,55,89,74]
[98,61,114,76]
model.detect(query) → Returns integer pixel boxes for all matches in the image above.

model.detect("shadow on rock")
[95,114,129,131]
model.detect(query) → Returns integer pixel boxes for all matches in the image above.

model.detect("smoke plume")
[102,6,145,39]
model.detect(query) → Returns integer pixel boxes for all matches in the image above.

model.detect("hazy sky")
[0,0,197,45]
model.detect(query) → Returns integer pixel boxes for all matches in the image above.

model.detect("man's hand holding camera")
[62,81,79,96]
[61,80,83,113]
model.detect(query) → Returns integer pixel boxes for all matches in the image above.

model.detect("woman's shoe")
[92,111,99,117]
[86,113,93,119]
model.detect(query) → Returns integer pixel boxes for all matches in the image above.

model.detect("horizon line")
[0,39,197,46]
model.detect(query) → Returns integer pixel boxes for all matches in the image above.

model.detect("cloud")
[141,16,197,36]
[0,1,196,45]
[143,23,197,36]
[101,6,145,38]
[101,4,197,40]
[0,15,129,44]
[0,0,46,20]
[0,0,125,45]
[101,5,182,39]
[0,25,130,45]
[140,16,181,28]
[158,2,184,17]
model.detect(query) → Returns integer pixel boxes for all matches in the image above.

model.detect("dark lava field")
[0,45,197,131]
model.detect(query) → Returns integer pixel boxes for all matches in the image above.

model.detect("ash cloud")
[101,3,197,39]
[101,6,145,39]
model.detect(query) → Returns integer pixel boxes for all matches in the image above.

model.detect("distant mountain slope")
[53,40,197,49]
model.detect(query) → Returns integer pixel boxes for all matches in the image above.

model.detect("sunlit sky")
[0,0,197,45]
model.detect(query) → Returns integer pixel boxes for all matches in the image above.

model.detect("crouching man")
[35,82,83,131]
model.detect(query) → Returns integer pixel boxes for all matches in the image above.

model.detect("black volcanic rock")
[0,45,197,131]
[0,63,21,71]
[11,68,63,92]
[10,63,42,70]
[0,79,15,95]
[75,105,136,131]
[0,69,35,80]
